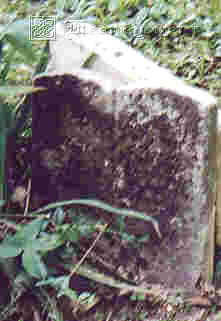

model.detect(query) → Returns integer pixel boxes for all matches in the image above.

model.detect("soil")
[1,75,220,321]
[2,133,221,321]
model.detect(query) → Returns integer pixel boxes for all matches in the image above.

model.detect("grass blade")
[30,199,161,238]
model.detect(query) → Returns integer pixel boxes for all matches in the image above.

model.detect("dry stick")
[210,204,216,278]
[206,204,216,285]
[106,310,113,321]
[24,179,31,216]
[69,224,108,278]
[33,309,41,321]
[14,94,26,114]
[106,296,121,321]
[197,308,210,321]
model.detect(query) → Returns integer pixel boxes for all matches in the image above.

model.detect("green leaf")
[53,207,65,225]
[108,0,120,12]
[0,100,12,200]
[115,215,125,233]
[0,47,15,84]
[15,217,46,243]
[58,287,78,300]
[0,127,6,201]
[36,275,70,289]
[0,86,46,97]
[0,39,3,63]
[76,265,164,296]
[34,41,50,76]
[0,218,46,259]
[2,19,35,63]
[63,225,80,243]
[56,0,66,15]
[78,222,96,237]
[78,292,92,302]
[37,275,73,299]
[130,293,146,301]
[30,233,64,252]
[0,235,25,258]
[31,199,161,238]
[14,270,33,289]
[133,7,150,25]
[0,102,12,132]
[22,246,47,279]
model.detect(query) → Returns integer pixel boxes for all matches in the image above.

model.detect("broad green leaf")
[0,86,46,97]
[63,225,80,243]
[108,0,120,12]
[76,265,163,296]
[0,132,6,201]
[23,247,47,279]
[0,218,45,258]
[38,275,72,299]
[2,19,35,63]
[0,100,12,200]
[30,233,64,252]
[130,293,146,301]
[36,275,70,289]
[15,217,46,243]
[215,46,221,58]
[0,39,3,63]
[0,102,12,132]
[31,199,161,238]
[53,207,65,225]
[34,41,50,76]
[56,0,66,15]
[58,274,70,291]
[58,287,78,300]
[14,270,33,289]
[78,222,96,237]
[0,47,15,84]
[78,292,92,302]
[115,216,125,233]
[133,7,150,25]
[86,293,97,305]
[0,235,25,258]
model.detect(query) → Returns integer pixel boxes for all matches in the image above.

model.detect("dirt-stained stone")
[32,73,216,294]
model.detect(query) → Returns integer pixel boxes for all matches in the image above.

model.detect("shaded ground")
[0,0,221,319]
[2,104,221,321]
[31,73,212,294]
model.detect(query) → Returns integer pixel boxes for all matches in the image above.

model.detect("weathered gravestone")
[31,21,217,295]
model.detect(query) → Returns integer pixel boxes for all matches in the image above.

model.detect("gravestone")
[31,21,217,295]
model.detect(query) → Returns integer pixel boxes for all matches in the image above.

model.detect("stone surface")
[31,21,217,294]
